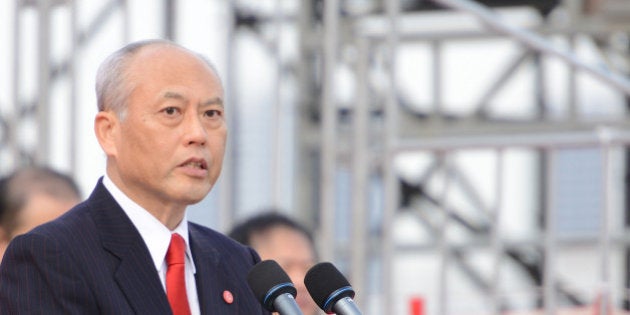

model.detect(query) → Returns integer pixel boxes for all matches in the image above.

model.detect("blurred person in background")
[0,165,81,260]
[0,39,268,314]
[229,211,321,315]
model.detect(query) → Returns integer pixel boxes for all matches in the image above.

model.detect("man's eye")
[163,107,179,115]
[204,109,222,118]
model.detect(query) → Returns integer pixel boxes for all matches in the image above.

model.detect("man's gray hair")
[95,39,221,119]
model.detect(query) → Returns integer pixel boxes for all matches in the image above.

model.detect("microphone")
[304,262,363,315]
[247,260,304,315]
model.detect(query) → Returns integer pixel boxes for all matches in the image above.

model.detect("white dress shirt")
[103,175,201,315]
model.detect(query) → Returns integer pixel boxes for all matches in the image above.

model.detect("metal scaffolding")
[3,0,630,314]
[312,0,630,313]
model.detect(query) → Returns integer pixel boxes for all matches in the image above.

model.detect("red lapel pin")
[223,290,234,304]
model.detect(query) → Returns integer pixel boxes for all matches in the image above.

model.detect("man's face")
[107,46,226,211]
[253,226,319,315]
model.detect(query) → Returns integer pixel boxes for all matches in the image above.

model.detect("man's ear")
[94,111,119,157]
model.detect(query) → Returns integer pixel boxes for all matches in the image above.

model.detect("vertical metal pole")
[537,54,553,314]
[37,0,51,164]
[319,0,339,262]
[10,0,21,169]
[384,0,400,312]
[565,0,579,120]
[221,0,238,231]
[625,144,630,310]
[567,36,577,120]
[432,40,443,125]
[437,153,453,315]
[543,148,557,315]
[271,0,284,208]
[121,0,129,43]
[534,52,548,118]
[164,0,176,41]
[295,0,319,227]
[69,0,78,176]
[624,92,630,311]
[491,149,505,315]
[351,36,369,310]
[598,128,612,315]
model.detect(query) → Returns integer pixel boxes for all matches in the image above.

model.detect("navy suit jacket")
[0,180,269,314]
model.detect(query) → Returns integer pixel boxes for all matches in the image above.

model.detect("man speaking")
[0,40,268,315]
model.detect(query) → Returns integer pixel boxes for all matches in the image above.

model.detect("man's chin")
[186,197,206,205]
[179,186,213,205]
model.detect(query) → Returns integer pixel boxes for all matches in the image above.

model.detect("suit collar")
[102,174,196,273]
[88,179,172,314]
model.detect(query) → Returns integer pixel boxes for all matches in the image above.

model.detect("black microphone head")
[304,262,356,313]
[247,260,298,311]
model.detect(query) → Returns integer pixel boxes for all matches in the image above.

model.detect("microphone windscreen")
[247,260,297,310]
[304,262,355,310]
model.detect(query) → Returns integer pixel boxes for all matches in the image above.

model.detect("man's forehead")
[129,45,216,75]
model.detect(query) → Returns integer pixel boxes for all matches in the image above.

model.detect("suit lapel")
[88,181,172,314]
[190,226,223,313]
[190,226,250,314]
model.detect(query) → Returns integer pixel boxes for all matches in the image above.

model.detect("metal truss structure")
[299,0,630,313]
[3,0,630,314]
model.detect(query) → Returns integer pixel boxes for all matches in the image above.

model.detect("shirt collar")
[102,175,196,274]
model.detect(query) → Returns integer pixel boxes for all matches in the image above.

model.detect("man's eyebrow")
[162,92,223,107]
[163,91,186,100]
[201,97,224,107]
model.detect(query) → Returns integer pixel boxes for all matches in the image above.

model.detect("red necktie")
[166,233,191,315]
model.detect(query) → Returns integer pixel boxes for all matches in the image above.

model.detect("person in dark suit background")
[229,211,320,315]
[0,166,81,261]
[0,39,268,314]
